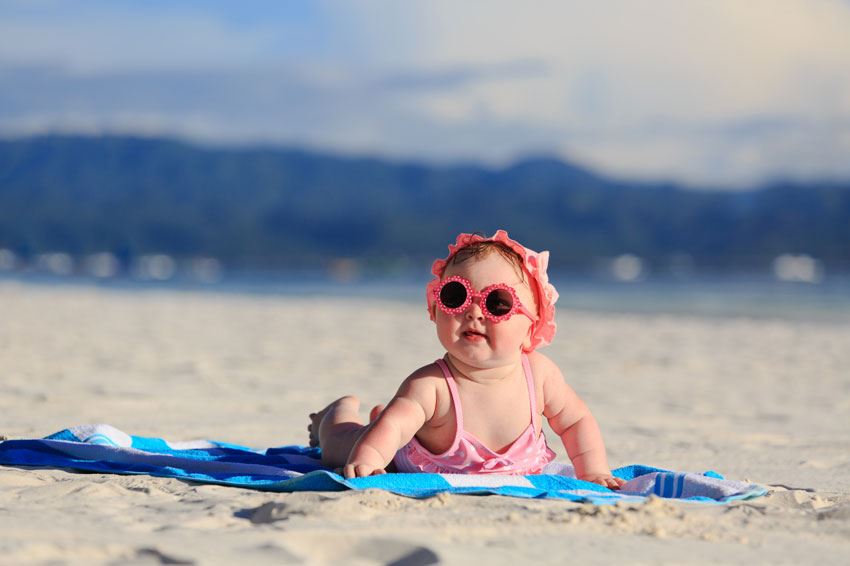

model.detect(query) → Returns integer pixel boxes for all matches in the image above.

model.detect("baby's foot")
[307,396,365,448]
[308,406,331,447]
[306,396,369,468]
[369,404,385,423]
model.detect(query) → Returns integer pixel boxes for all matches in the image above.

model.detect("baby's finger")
[354,464,375,477]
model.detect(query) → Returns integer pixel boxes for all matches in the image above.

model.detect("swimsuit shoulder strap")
[520,354,540,435]
[435,358,464,434]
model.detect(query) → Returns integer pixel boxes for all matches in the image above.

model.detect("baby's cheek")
[501,319,533,348]
[434,317,458,343]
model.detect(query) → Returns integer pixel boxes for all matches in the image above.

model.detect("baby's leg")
[308,396,383,469]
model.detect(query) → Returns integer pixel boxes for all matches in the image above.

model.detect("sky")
[1,0,849,187]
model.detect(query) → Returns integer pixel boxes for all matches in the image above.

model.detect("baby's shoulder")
[396,362,446,402]
[525,350,565,386]
[398,362,452,424]
[403,361,446,386]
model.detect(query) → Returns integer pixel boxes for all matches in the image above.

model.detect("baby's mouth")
[462,330,488,340]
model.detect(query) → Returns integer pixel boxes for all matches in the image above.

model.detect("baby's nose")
[465,301,485,320]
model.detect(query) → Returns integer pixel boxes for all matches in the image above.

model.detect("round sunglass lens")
[439,281,468,309]
[485,289,514,317]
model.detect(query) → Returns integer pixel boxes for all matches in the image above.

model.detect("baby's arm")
[343,368,437,478]
[536,353,625,489]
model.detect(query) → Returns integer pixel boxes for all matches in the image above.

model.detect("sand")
[1,281,849,564]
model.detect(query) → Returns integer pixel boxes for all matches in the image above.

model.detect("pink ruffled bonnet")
[426,230,559,351]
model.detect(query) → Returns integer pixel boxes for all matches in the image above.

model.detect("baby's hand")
[342,462,387,478]
[579,473,627,490]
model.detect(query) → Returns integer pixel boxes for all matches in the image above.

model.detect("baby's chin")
[445,346,524,370]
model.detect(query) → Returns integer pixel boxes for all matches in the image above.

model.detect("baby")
[308,230,624,489]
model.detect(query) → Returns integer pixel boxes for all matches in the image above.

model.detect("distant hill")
[0,135,848,275]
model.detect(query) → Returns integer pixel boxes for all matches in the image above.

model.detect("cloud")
[0,1,336,72]
[1,0,849,185]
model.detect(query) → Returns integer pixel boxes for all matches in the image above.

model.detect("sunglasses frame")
[433,275,538,323]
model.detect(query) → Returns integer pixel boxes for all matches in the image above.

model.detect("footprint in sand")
[817,502,850,521]
[238,491,417,524]
[351,538,440,566]
[272,533,439,565]
[767,488,837,512]
[130,547,196,565]
[238,501,306,524]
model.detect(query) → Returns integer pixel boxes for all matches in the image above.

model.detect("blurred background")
[1,0,848,318]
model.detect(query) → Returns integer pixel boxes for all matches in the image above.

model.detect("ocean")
[3,272,848,323]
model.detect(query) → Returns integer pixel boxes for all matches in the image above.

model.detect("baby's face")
[435,252,536,370]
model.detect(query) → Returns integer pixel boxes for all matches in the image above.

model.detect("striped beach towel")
[0,424,767,504]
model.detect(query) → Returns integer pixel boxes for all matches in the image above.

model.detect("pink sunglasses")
[433,276,538,323]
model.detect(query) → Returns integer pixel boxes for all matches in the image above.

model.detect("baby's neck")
[444,354,522,385]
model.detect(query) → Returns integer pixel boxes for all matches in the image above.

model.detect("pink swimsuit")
[393,355,556,474]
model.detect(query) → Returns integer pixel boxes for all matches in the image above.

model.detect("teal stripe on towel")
[0,425,770,504]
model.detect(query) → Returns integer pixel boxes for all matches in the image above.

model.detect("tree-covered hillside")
[0,135,847,274]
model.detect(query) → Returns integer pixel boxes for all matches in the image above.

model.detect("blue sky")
[1,0,849,187]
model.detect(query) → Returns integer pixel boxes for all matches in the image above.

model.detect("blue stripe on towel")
[654,473,686,498]
[0,424,768,504]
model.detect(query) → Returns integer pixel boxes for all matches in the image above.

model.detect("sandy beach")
[1,281,849,564]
